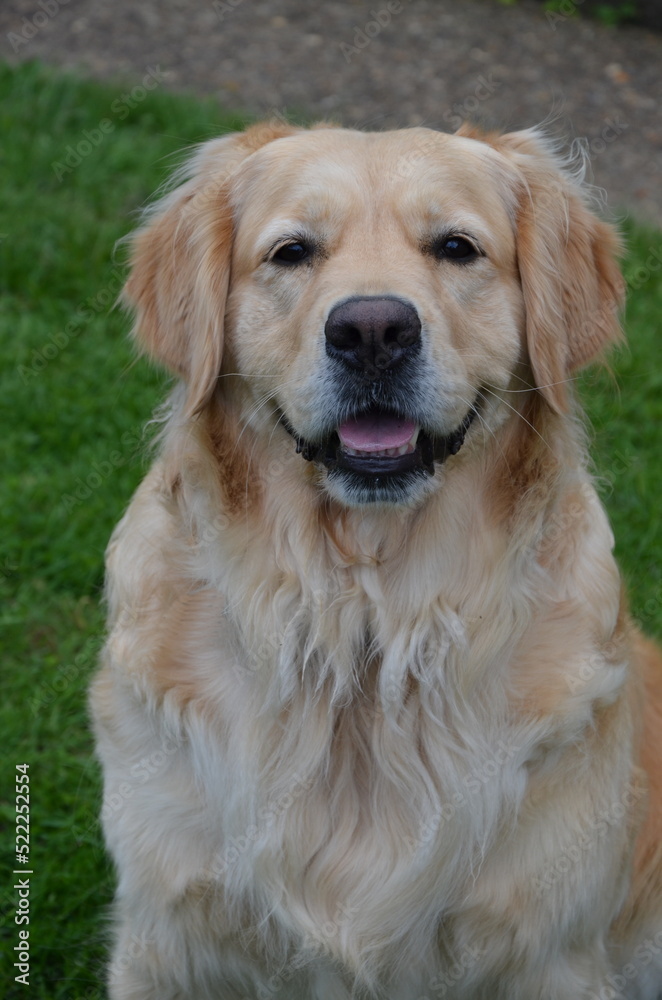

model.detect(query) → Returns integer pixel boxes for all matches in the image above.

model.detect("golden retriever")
[90,121,662,999]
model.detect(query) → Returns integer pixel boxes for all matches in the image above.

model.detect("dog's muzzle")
[279,296,479,489]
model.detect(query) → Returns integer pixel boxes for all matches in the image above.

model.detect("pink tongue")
[338,413,416,452]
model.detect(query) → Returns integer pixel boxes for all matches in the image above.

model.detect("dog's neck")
[161,389,601,716]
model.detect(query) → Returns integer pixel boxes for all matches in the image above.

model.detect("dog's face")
[124,123,624,507]
[227,128,524,505]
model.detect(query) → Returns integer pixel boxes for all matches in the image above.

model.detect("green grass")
[581,225,662,631]
[0,59,661,999]
[496,0,643,29]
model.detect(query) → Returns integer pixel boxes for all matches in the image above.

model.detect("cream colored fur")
[90,122,662,999]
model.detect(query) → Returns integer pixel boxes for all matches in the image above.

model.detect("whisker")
[481,386,551,450]
[484,376,580,395]
[458,392,515,478]
[232,374,310,449]
[212,372,284,380]
[228,374,312,502]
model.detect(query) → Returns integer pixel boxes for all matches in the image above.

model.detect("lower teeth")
[344,444,415,458]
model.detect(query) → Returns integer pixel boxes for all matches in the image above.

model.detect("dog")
[90,120,662,999]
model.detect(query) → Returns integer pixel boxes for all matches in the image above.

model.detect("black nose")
[325,296,422,374]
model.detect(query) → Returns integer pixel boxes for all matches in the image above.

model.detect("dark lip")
[279,400,480,478]
[336,446,424,477]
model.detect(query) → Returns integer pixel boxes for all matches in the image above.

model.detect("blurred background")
[1,2,661,998]
[2,0,662,222]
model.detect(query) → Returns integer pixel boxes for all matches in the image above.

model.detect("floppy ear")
[122,122,299,416]
[460,126,625,412]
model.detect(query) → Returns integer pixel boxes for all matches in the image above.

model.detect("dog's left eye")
[432,235,480,263]
[272,241,310,265]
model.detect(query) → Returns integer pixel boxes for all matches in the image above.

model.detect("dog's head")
[124,122,624,506]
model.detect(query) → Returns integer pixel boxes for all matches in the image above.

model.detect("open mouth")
[280,404,479,479]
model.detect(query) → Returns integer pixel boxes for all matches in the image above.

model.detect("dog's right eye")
[431,234,481,263]
[272,241,310,265]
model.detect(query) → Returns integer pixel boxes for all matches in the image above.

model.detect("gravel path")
[2,0,661,226]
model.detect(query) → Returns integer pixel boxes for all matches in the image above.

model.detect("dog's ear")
[459,126,625,412]
[122,122,298,416]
